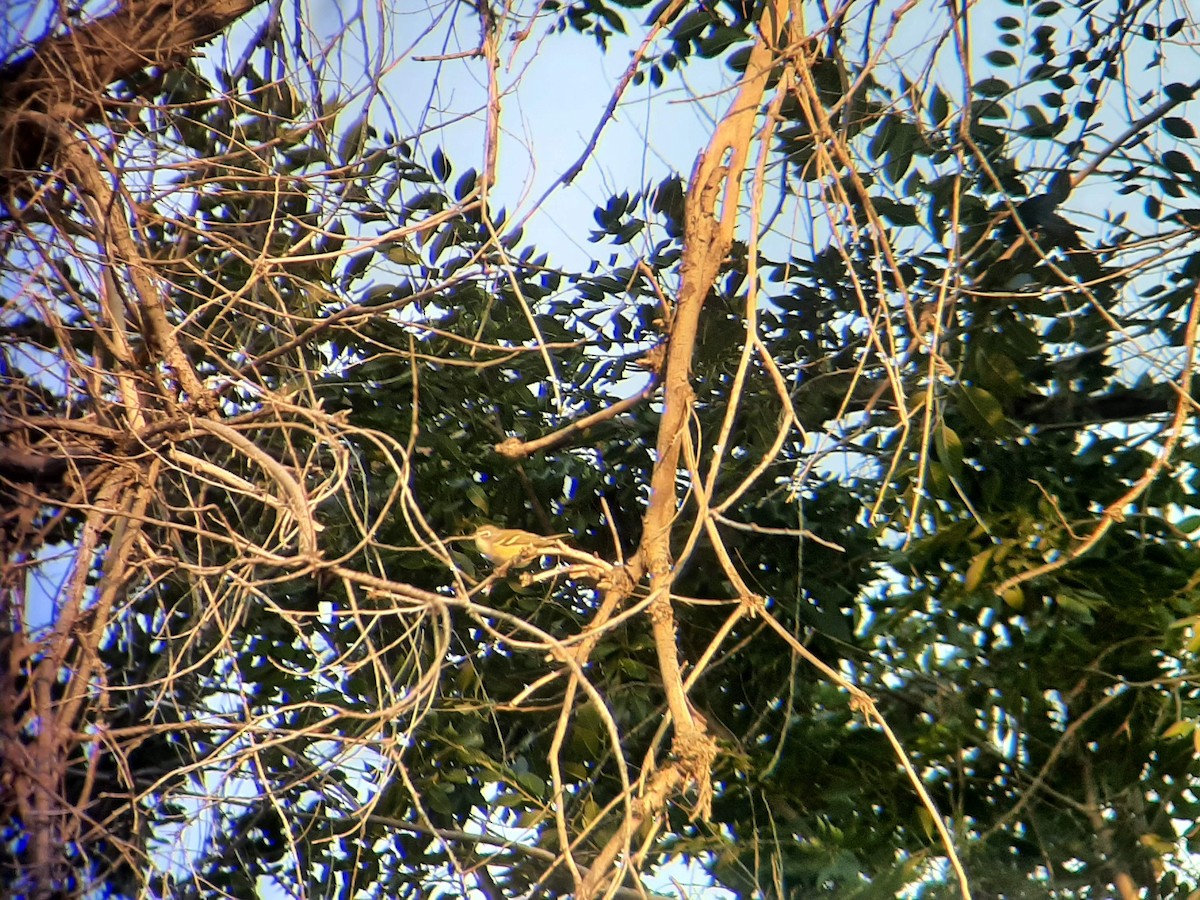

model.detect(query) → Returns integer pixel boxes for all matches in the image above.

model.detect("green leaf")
[338,112,368,162]
[871,197,919,226]
[1174,515,1200,534]
[1056,591,1097,623]
[928,86,950,124]
[958,385,1008,435]
[613,220,645,243]
[454,169,478,201]
[1020,104,1056,138]
[964,546,996,592]
[671,7,712,43]
[361,283,399,306]
[973,77,1011,98]
[935,422,965,479]
[973,349,1027,401]
[466,485,488,513]
[868,114,897,161]
[384,241,421,265]
[1001,585,1025,610]
[342,249,374,283]
[431,145,450,181]
[1165,82,1196,102]
[1164,117,1196,139]
[1177,206,1200,226]
[1163,149,1195,173]
[1162,720,1195,739]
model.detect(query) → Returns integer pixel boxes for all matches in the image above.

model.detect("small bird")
[1010,193,1085,250]
[985,190,1102,287]
[472,525,567,567]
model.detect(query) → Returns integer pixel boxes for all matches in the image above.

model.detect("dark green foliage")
[7,1,1200,898]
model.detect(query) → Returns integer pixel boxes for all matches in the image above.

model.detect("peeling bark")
[0,0,266,184]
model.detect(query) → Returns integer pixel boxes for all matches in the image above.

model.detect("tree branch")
[1,0,267,185]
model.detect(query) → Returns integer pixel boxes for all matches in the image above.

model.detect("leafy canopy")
[3,0,1200,898]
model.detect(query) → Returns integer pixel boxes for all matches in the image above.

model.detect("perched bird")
[1008,193,1085,250]
[985,189,1102,287]
[473,525,567,567]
